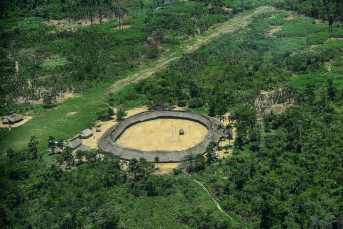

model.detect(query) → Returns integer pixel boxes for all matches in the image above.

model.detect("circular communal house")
[98,110,222,162]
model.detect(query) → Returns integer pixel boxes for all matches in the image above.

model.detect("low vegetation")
[1,0,343,228]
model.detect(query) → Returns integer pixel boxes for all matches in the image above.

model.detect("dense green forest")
[1,0,343,228]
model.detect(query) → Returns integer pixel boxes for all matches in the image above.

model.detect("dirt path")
[107,6,275,93]
[183,171,247,226]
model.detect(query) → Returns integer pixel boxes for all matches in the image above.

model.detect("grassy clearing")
[0,6,269,156]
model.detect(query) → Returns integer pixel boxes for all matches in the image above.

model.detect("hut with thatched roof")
[78,128,93,139]
[1,113,24,124]
[224,128,233,139]
[67,138,82,149]
[179,129,184,135]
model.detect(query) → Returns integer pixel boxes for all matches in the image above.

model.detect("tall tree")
[28,136,38,160]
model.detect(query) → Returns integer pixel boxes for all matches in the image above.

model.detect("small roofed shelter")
[1,117,9,124]
[1,113,24,124]
[179,129,184,135]
[225,128,233,139]
[67,138,82,149]
[78,128,93,139]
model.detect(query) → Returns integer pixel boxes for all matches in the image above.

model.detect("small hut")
[1,113,24,124]
[224,128,233,139]
[179,129,184,135]
[78,128,93,139]
[1,117,9,124]
[67,138,82,149]
[96,127,101,132]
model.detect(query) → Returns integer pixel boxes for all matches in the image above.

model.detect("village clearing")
[0,6,281,166]
[117,118,208,151]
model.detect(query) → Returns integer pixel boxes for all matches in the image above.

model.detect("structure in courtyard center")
[179,129,184,135]
[98,111,222,162]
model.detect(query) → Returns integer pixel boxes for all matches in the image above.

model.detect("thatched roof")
[78,128,93,138]
[2,118,9,124]
[78,144,90,151]
[1,113,24,124]
[98,110,222,162]
[67,138,82,149]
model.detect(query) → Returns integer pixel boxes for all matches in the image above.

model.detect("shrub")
[178,100,187,107]
[188,97,203,108]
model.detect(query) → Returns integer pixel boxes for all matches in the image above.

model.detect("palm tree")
[225,123,233,145]
[220,115,226,124]
[223,144,230,153]
[217,124,224,146]
[57,139,64,152]
[48,135,55,154]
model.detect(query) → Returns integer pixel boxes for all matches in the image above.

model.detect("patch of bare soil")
[81,106,149,150]
[268,25,283,36]
[325,61,332,72]
[116,119,208,151]
[255,88,293,120]
[67,112,77,116]
[111,24,131,30]
[292,38,343,56]
[20,92,78,105]
[0,116,33,129]
[43,15,130,32]
[315,19,327,24]
[154,162,179,175]
[15,61,18,72]
[222,6,233,11]
[173,106,188,111]
[285,12,306,20]
[214,113,236,158]
[325,38,343,42]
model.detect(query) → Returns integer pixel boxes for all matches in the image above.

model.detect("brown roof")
[78,128,93,138]
[67,138,82,149]
[1,113,24,123]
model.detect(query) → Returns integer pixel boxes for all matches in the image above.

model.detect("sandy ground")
[18,92,78,105]
[77,106,227,174]
[215,113,236,158]
[0,116,33,129]
[82,106,149,149]
[268,26,283,36]
[111,25,131,30]
[116,119,208,151]
[285,12,306,20]
[315,19,327,24]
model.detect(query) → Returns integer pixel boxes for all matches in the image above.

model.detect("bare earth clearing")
[268,25,283,36]
[116,119,208,151]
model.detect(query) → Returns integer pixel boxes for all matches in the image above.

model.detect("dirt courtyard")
[116,119,208,151]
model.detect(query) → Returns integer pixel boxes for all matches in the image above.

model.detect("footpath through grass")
[0,6,274,155]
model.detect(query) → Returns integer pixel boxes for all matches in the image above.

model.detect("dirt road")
[107,6,275,94]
